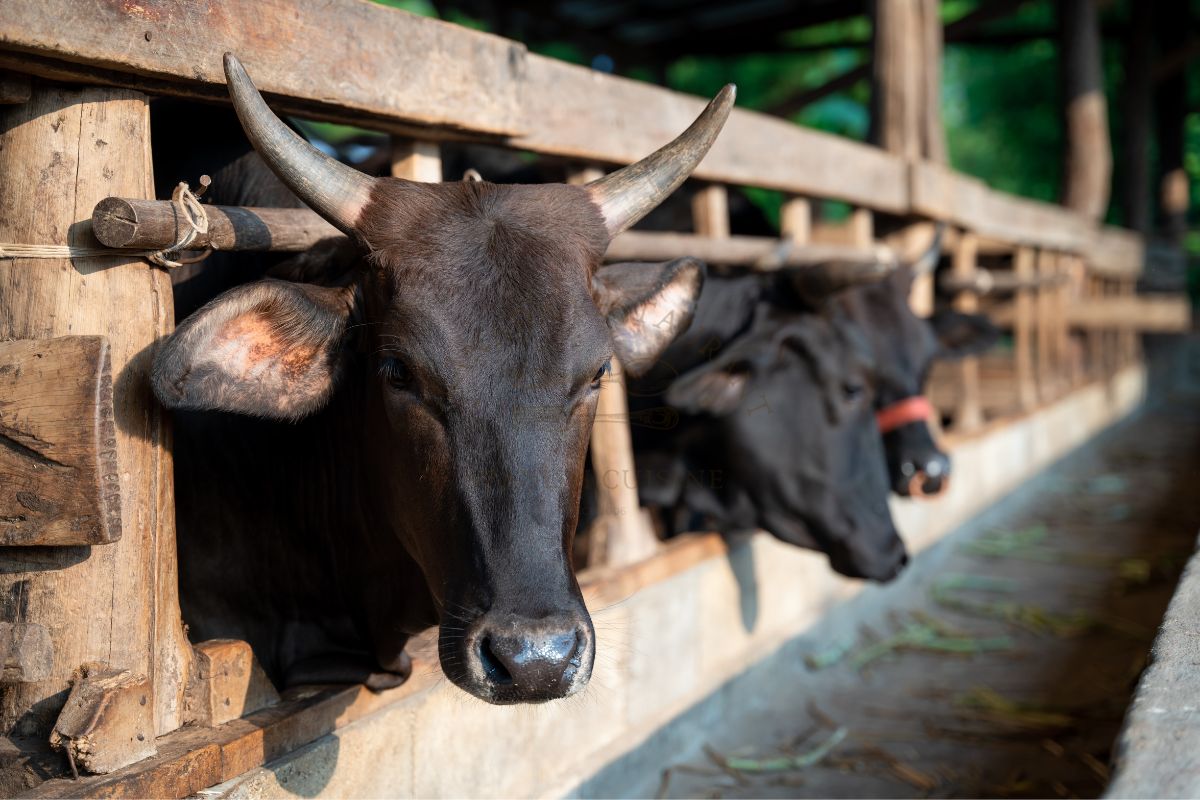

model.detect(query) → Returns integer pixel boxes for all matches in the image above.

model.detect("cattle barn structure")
[0,0,1197,797]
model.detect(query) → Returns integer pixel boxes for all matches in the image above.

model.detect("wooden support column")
[780,196,812,245]
[871,0,945,161]
[1119,278,1139,366]
[568,166,656,567]
[691,184,730,240]
[0,84,189,774]
[1121,1,1153,233]
[1154,0,1189,244]
[1085,274,1105,379]
[1059,0,1112,220]
[391,138,441,182]
[1012,246,1037,410]
[848,207,874,248]
[1035,249,1058,400]
[951,230,983,431]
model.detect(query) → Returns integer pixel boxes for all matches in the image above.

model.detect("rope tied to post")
[0,179,212,269]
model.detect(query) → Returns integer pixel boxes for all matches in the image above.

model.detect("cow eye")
[379,357,412,390]
[591,359,612,390]
[842,380,865,401]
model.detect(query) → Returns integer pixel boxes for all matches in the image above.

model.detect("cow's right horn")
[586,85,736,238]
[224,53,375,237]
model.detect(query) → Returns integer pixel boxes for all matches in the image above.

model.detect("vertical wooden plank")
[566,166,657,567]
[848,207,874,247]
[1013,246,1037,410]
[691,184,730,240]
[390,138,441,182]
[952,230,983,431]
[871,0,922,160]
[779,196,811,244]
[1120,277,1139,366]
[1089,273,1104,381]
[0,85,189,771]
[1035,249,1058,399]
[895,221,936,317]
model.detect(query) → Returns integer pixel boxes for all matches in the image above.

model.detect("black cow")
[834,231,999,496]
[154,54,733,704]
[625,270,906,581]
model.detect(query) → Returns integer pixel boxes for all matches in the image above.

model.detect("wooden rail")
[0,0,1154,269]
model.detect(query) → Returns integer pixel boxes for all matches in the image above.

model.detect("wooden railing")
[0,0,1190,792]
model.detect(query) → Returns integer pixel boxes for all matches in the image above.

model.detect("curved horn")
[223,53,375,236]
[586,85,736,238]
[910,222,946,275]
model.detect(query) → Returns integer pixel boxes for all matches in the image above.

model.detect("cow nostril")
[478,636,513,685]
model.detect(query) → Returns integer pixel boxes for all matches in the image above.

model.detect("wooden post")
[1155,1,1189,245]
[1121,1,1153,233]
[952,230,983,431]
[391,138,441,182]
[1085,274,1105,379]
[1013,246,1037,410]
[1035,249,1058,400]
[691,184,730,240]
[0,85,189,772]
[780,196,812,245]
[568,167,657,567]
[848,207,874,248]
[1059,0,1112,220]
[871,0,945,162]
[870,0,922,160]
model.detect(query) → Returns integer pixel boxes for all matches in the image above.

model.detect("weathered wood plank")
[0,337,120,546]
[49,664,155,775]
[951,231,984,431]
[0,0,526,138]
[1065,295,1192,331]
[185,641,279,729]
[0,84,190,765]
[92,198,339,253]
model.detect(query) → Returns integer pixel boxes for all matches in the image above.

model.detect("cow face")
[664,307,906,581]
[153,54,732,704]
[840,269,996,498]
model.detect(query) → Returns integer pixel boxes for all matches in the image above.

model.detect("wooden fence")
[0,1,1189,795]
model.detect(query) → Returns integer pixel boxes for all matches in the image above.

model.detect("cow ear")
[929,309,1000,360]
[592,257,705,377]
[153,278,358,420]
[664,354,750,416]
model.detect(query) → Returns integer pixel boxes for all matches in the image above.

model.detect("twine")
[0,181,211,269]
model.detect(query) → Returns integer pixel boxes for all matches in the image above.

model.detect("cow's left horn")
[586,85,736,238]
[223,53,375,237]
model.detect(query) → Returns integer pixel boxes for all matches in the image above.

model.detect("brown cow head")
[153,54,733,704]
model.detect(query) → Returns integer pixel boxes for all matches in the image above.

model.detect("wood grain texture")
[185,640,280,729]
[0,0,525,137]
[92,198,339,252]
[49,664,155,775]
[0,86,190,758]
[951,231,983,431]
[1012,247,1038,411]
[0,336,120,546]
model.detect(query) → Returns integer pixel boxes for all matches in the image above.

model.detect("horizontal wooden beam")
[939,268,1067,295]
[0,0,909,213]
[1065,295,1192,332]
[92,197,339,253]
[90,197,896,271]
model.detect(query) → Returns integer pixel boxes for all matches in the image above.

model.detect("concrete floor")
[650,398,1200,799]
